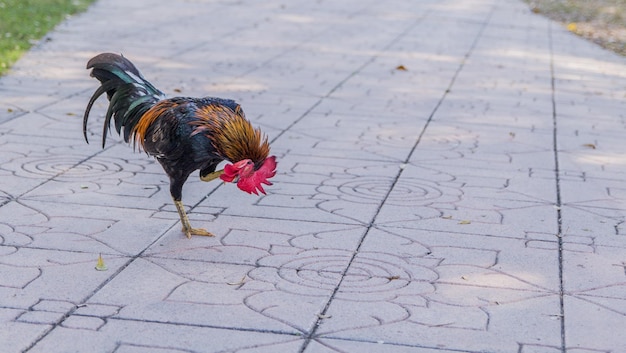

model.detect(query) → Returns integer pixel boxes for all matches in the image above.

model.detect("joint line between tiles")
[548,20,567,353]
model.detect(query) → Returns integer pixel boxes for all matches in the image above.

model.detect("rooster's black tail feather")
[83,53,165,147]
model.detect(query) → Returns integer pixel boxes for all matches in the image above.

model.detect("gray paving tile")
[0,308,51,353]
[28,319,302,353]
[84,258,323,333]
[0,246,129,310]
[316,294,562,352]
[145,216,365,267]
[0,0,625,351]
[305,339,479,353]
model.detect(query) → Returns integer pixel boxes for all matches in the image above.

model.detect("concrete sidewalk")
[1,0,625,352]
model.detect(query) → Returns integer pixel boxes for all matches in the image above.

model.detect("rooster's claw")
[183,227,214,238]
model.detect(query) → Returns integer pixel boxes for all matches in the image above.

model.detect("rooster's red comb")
[221,156,277,195]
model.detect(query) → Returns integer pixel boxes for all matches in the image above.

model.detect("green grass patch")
[0,0,95,76]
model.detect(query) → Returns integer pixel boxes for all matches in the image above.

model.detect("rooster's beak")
[200,169,225,182]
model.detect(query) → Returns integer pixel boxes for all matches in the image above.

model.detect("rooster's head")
[220,156,277,195]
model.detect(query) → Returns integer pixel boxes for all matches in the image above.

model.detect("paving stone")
[60,315,105,331]
[0,308,51,353]
[0,0,625,351]
[28,319,302,353]
[0,247,130,310]
[308,339,481,353]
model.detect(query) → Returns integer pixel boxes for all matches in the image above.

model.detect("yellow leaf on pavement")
[567,22,577,32]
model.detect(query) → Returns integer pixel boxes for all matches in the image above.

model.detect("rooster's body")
[83,53,276,238]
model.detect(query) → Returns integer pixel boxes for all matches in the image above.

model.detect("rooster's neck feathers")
[132,99,269,164]
[191,102,270,164]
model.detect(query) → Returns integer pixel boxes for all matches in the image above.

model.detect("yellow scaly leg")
[173,199,213,238]
[172,169,224,238]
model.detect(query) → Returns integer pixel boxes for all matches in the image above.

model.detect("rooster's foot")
[183,227,214,238]
[173,199,214,239]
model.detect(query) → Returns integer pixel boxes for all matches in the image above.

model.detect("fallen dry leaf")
[95,254,108,271]
[227,275,247,287]
[582,143,596,149]
[567,22,577,32]
[458,220,471,225]
[395,65,408,71]
[387,275,400,281]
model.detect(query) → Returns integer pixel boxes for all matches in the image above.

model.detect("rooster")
[83,53,276,238]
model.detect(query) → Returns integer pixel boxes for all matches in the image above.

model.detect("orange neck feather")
[132,100,270,164]
[191,103,270,164]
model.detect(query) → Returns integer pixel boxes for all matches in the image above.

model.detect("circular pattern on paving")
[333,176,446,206]
[336,177,393,202]
[20,157,123,179]
[273,250,436,299]
[372,131,416,148]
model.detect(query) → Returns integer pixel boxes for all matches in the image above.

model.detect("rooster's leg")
[200,169,224,182]
[173,199,214,238]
